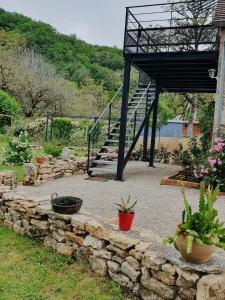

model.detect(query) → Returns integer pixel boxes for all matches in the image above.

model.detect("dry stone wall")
[23,156,87,186]
[1,190,225,299]
[0,171,17,193]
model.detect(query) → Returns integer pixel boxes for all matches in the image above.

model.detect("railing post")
[149,87,160,167]
[108,103,112,137]
[45,113,49,142]
[87,132,91,174]
[137,24,141,53]
[133,110,137,140]
[143,88,150,161]
[123,8,129,56]
[117,59,131,181]
[50,113,53,141]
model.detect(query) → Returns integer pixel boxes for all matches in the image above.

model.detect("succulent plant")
[164,182,225,254]
[115,195,137,214]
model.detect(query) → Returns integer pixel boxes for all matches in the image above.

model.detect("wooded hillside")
[0,8,123,92]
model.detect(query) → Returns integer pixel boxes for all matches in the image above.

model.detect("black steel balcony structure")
[116,0,218,180]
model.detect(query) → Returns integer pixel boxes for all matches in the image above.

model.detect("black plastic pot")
[51,193,82,214]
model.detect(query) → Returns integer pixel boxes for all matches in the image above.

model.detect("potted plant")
[164,182,225,264]
[36,157,45,164]
[115,195,137,231]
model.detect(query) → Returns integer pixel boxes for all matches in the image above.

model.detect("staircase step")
[101,146,129,150]
[89,167,116,174]
[106,139,133,144]
[102,146,118,150]
[109,133,133,138]
[97,153,119,158]
[93,160,117,165]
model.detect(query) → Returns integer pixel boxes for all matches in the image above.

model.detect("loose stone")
[83,235,105,249]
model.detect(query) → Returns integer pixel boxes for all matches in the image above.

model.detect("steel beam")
[142,90,150,161]
[116,59,131,181]
[149,88,160,167]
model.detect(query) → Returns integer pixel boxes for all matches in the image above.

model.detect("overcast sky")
[0,0,164,48]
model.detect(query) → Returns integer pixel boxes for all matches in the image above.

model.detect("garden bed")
[160,170,225,196]
[160,170,200,189]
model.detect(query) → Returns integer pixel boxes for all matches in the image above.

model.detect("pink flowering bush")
[200,137,225,191]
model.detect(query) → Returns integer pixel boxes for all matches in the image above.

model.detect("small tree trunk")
[187,101,196,138]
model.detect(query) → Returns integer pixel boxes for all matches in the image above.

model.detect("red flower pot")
[36,157,45,164]
[118,211,135,231]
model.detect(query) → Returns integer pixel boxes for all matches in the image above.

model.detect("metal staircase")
[87,74,156,177]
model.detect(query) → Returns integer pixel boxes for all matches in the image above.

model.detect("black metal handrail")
[87,69,139,172]
[124,0,218,54]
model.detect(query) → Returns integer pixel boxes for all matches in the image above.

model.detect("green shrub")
[43,144,63,157]
[3,132,32,165]
[10,118,45,138]
[88,121,103,146]
[0,90,21,133]
[52,118,73,144]
[176,137,206,169]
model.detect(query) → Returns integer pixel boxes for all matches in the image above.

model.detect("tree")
[0,47,78,117]
[75,78,109,116]
[167,1,215,137]
[0,90,21,131]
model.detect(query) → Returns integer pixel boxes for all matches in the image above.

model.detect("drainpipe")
[214,42,225,140]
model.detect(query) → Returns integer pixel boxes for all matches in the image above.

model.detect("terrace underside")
[126,50,218,93]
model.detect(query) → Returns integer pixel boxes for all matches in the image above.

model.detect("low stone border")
[23,156,87,186]
[1,190,225,299]
[160,175,200,189]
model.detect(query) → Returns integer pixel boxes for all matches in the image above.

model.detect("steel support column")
[142,113,150,161]
[116,59,131,180]
[149,89,160,167]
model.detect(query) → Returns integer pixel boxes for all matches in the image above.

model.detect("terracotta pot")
[36,157,45,164]
[118,211,135,231]
[176,233,215,264]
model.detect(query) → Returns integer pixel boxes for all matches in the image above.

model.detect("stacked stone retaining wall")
[23,157,87,185]
[1,190,225,299]
[0,171,17,193]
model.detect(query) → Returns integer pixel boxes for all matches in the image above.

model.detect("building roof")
[213,0,225,27]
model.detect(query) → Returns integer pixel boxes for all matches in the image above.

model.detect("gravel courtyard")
[19,161,225,238]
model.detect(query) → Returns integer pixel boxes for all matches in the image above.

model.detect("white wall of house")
[214,28,225,137]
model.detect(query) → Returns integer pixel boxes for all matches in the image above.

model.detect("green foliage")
[0,164,24,182]
[0,8,123,92]
[115,195,137,214]
[198,100,215,153]
[43,143,63,157]
[157,94,175,128]
[0,90,21,133]
[10,118,46,139]
[0,29,26,51]
[176,137,206,169]
[3,132,32,165]
[164,182,225,253]
[52,117,73,144]
[89,121,103,146]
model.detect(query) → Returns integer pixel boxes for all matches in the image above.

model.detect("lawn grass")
[0,225,123,300]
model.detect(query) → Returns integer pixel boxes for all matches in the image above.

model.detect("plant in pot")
[36,156,45,164]
[164,182,225,264]
[115,195,137,231]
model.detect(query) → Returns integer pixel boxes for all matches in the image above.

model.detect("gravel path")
[18,161,225,237]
